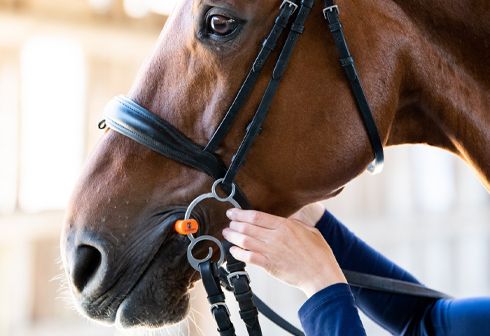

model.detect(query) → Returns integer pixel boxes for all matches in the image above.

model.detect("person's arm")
[316,210,490,336]
[223,206,490,336]
[315,210,437,334]
[222,208,367,336]
[298,283,366,336]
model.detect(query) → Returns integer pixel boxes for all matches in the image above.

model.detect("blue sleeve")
[299,283,366,336]
[312,210,490,336]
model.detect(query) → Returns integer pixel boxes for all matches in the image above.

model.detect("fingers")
[222,228,266,253]
[226,209,283,229]
[229,246,268,268]
[228,220,272,241]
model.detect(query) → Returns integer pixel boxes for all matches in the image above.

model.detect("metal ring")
[187,235,225,271]
[211,178,236,202]
[183,179,242,270]
[98,119,107,130]
[367,158,384,175]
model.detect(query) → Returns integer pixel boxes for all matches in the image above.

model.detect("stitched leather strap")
[224,247,262,336]
[200,261,237,336]
[104,96,251,208]
[323,0,384,174]
[204,2,298,153]
[344,270,452,299]
[222,0,315,186]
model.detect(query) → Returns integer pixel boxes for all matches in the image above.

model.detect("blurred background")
[0,0,488,335]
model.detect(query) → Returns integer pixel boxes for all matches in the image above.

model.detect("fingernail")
[226,209,235,218]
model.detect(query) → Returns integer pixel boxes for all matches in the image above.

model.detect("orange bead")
[174,219,199,235]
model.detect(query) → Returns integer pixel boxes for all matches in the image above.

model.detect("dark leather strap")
[105,96,225,178]
[323,0,384,174]
[204,1,298,153]
[222,0,315,186]
[252,294,305,336]
[200,261,236,336]
[224,246,262,336]
[344,270,451,299]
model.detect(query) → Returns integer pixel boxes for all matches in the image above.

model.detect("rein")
[101,1,448,335]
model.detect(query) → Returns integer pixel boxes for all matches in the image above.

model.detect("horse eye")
[207,14,239,36]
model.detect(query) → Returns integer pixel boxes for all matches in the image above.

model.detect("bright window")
[0,54,19,213]
[123,0,177,18]
[19,37,86,212]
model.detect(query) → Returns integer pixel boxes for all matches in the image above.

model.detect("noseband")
[101,1,447,335]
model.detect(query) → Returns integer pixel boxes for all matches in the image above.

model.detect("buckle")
[323,5,339,19]
[227,271,251,287]
[210,302,230,316]
[280,0,299,13]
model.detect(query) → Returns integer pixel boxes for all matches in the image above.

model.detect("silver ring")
[211,178,236,202]
[187,235,225,271]
[183,179,242,270]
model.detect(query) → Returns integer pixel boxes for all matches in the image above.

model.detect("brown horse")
[61,0,490,329]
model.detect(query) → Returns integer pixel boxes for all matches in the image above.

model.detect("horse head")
[60,0,490,329]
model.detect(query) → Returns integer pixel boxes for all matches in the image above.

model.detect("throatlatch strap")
[323,0,384,174]
[205,1,298,153]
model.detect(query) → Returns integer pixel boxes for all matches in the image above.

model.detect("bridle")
[100,1,448,335]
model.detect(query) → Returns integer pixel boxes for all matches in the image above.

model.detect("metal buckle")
[323,5,339,19]
[367,158,384,175]
[280,0,299,13]
[210,302,230,316]
[227,271,251,287]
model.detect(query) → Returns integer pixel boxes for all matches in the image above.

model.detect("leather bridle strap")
[344,270,452,299]
[103,96,251,208]
[205,1,299,153]
[222,0,315,186]
[220,251,262,336]
[200,261,236,336]
[323,0,385,174]
[105,96,225,178]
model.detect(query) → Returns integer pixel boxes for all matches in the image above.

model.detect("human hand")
[223,209,346,298]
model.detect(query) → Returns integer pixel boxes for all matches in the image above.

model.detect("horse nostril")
[72,245,102,293]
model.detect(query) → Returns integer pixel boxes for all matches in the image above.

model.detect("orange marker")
[175,219,199,235]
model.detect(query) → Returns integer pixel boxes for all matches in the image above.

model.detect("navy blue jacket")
[298,211,490,335]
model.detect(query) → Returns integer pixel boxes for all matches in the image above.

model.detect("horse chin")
[112,260,193,329]
[73,211,200,329]
[114,286,191,329]
[78,250,194,329]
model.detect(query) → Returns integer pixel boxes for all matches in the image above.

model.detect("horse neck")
[386,0,490,190]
